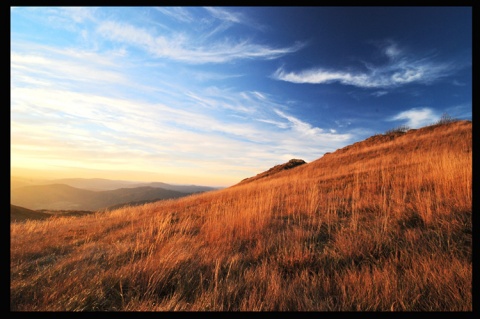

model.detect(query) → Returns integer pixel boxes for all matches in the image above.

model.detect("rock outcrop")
[238,159,306,185]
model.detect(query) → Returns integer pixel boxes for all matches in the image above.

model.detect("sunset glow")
[11,7,472,186]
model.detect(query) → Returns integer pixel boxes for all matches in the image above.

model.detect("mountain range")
[10,179,218,211]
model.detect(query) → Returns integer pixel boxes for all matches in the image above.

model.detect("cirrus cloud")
[272,41,457,89]
[96,20,304,64]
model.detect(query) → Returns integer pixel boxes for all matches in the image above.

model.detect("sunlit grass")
[10,120,472,311]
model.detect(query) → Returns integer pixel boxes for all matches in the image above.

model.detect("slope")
[237,158,306,186]
[232,120,472,196]
[10,204,51,222]
[10,120,472,311]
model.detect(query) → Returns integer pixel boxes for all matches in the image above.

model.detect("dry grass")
[10,120,472,311]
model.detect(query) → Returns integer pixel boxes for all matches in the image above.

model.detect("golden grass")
[10,120,472,311]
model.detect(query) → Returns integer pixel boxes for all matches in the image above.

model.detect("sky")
[10,7,472,187]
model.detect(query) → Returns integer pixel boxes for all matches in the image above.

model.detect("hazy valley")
[10,179,218,212]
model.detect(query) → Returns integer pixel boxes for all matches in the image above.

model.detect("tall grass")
[10,120,472,311]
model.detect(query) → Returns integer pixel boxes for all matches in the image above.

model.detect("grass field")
[10,120,472,311]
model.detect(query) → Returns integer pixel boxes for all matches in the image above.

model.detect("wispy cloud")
[11,84,353,183]
[274,109,324,136]
[371,91,388,97]
[272,41,457,88]
[452,79,466,86]
[96,20,303,63]
[204,7,244,24]
[187,70,245,82]
[203,7,268,32]
[14,7,302,65]
[57,7,97,24]
[11,39,353,178]
[256,119,289,129]
[445,103,472,119]
[155,7,195,23]
[12,7,389,185]
[374,39,403,61]
[11,50,129,91]
[388,107,439,128]
[156,7,258,42]
[23,7,98,32]
[11,39,352,185]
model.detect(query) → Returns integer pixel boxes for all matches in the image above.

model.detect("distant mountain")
[103,199,168,211]
[41,178,138,191]
[10,184,189,211]
[10,204,51,222]
[133,182,218,193]
[10,176,51,190]
[11,176,220,193]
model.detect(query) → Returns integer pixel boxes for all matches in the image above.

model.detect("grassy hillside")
[11,205,96,223]
[10,120,472,311]
[237,158,306,185]
[10,205,51,222]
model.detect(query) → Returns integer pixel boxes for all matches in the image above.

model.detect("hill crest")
[237,119,471,186]
[238,158,306,185]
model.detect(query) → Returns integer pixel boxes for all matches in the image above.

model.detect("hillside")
[10,184,189,211]
[11,204,95,223]
[10,120,472,311]
[10,204,51,222]
[133,182,219,194]
[237,158,306,185]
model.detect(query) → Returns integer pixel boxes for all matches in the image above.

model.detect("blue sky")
[10,7,472,187]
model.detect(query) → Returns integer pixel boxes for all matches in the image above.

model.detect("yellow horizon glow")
[10,165,239,188]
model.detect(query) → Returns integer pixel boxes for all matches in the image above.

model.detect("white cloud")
[274,109,324,136]
[13,7,302,65]
[256,118,289,129]
[272,41,456,88]
[11,7,357,185]
[371,91,388,97]
[273,67,374,87]
[155,7,195,23]
[188,70,244,82]
[203,7,267,32]
[96,20,303,64]
[334,119,352,128]
[11,80,354,185]
[204,7,243,24]
[384,44,401,60]
[11,51,128,90]
[388,107,439,128]
[380,40,403,60]
[20,7,98,32]
[58,7,97,24]
[452,79,466,86]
